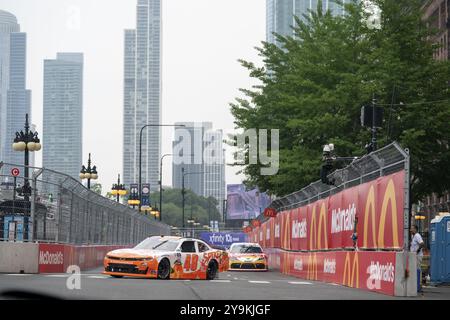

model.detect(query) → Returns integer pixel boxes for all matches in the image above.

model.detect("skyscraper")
[266,0,347,45]
[43,53,83,180]
[123,0,162,192]
[172,122,226,214]
[0,10,31,165]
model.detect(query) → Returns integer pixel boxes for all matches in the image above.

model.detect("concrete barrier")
[0,242,39,274]
[38,244,129,273]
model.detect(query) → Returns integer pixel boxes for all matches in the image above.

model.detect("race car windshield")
[134,237,179,251]
[230,245,263,254]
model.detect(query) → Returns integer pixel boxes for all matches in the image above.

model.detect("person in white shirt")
[410,225,425,292]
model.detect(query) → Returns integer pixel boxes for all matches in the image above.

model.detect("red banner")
[268,249,397,295]
[261,171,405,251]
[38,244,65,273]
[38,244,128,273]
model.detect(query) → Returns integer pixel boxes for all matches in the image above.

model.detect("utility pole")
[372,94,377,152]
[182,167,185,229]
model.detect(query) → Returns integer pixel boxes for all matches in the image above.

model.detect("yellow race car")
[228,242,268,271]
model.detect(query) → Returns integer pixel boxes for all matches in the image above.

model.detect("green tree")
[231,0,450,203]
[150,188,221,227]
[91,183,102,195]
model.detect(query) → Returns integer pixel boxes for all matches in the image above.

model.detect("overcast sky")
[0,0,266,194]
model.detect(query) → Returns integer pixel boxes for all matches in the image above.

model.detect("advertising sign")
[199,232,247,249]
[129,184,139,200]
[256,171,404,252]
[38,244,66,273]
[141,183,150,207]
[226,184,271,220]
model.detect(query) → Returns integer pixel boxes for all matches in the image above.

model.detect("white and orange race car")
[228,242,268,271]
[103,236,229,280]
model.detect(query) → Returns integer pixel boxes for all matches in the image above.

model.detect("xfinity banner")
[200,232,247,249]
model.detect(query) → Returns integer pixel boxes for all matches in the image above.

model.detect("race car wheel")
[157,259,170,280]
[206,261,218,280]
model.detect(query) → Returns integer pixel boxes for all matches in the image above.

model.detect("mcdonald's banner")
[264,171,405,251]
[266,249,397,296]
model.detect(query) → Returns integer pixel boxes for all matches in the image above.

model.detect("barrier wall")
[246,171,415,296]
[0,242,128,274]
[265,248,417,296]
[0,242,39,273]
[38,244,128,273]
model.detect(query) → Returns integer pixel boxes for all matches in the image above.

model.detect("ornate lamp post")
[12,113,42,202]
[111,174,127,202]
[12,114,41,241]
[80,153,98,189]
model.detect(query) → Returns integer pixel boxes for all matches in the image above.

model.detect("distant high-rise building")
[43,53,83,180]
[172,122,226,214]
[266,0,347,45]
[0,10,31,166]
[123,0,162,192]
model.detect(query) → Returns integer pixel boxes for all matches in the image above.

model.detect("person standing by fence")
[410,225,425,293]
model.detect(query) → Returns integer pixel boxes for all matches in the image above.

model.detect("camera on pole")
[320,144,336,185]
[320,144,358,186]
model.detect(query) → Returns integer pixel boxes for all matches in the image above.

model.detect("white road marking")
[289,281,313,285]
[88,275,109,279]
[5,274,32,276]
[233,277,239,280]
[44,274,69,278]
[210,280,231,283]
[249,280,271,284]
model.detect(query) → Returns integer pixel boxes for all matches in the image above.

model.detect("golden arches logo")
[307,253,318,280]
[363,179,400,248]
[343,252,359,288]
[309,203,328,250]
[282,252,290,274]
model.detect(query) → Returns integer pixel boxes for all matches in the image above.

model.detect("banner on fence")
[251,171,405,251]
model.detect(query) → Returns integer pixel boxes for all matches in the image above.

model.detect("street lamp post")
[111,174,127,202]
[12,113,42,241]
[138,124,185,212]
[159,153,173,222]
[12,113,42,202]
[80,153,98,189]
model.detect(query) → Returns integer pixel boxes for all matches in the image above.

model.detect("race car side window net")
[181,241,196,253]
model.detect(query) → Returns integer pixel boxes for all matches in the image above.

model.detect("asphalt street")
[0,268,449,300]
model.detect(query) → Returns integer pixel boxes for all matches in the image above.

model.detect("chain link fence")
[0,162,170,245]
[264,141,410,218]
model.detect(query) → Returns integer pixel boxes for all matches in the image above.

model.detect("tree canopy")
[150,188,221,228]
[230,0,450,203]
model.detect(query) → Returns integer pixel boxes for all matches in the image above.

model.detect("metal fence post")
[403,148,411,296]
[30,168,43,242]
